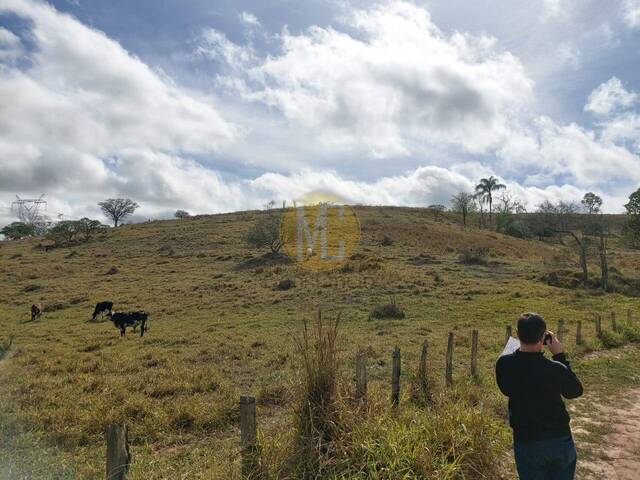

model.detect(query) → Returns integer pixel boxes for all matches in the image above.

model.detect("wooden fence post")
[611,312,618,333]
[105,424,130,480]
[471,330,479,380]
[391,347,401,407]
[576,320,582,346]
[595,314,602,337]
[355,351,367,402]
[418,339,430,400]
[240,396,257,476]
[505,325,512,345]
[557,320,565,343]
[628,309,633,324]
[446,332,454,387]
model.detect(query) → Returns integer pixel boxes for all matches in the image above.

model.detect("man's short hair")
[517,313,547,345]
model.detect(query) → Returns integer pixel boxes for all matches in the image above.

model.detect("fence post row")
[355,351,368,402]
[105,424,130,480]
[391,347,401,407]
[240,395,257,476]
[446,332,454,387]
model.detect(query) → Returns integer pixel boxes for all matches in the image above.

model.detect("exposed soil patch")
[574,388,640,479]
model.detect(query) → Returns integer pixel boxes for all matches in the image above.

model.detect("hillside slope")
[1,206,639,479]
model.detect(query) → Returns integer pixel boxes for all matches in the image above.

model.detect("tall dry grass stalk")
[292,309,341,478]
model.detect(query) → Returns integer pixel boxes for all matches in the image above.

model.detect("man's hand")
[546,331,564,355]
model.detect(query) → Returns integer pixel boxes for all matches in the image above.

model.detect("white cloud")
[234,0,533,157]
[239,11,260,28]
[585,77,638,116]
[0,0,237,224]
[624,0,640,28]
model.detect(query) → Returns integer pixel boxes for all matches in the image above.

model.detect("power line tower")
[12,194,48,225]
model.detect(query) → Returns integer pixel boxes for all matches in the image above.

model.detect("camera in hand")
[543,333,553,345]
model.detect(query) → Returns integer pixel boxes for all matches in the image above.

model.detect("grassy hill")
[1,206,639,479]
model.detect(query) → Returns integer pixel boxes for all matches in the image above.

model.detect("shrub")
[274,278,295,291]
[381,234,394,246]
[245,211,283,254]
[369,298,405,320]
[599,330,625,349]
[458,246,489,265]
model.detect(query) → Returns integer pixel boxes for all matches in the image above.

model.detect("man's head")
[517,312,546,346]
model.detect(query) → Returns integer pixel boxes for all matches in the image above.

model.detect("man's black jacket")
[496,350,583,443]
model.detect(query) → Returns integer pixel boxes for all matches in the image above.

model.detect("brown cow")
[31,304,42,322]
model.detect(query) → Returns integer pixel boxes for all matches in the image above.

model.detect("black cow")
[31,304,42,322]
[91,301,113,321]
[108,311,148,337]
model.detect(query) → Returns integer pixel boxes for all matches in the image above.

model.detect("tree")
[46,221,78,246]
[1,222,35,240]
[450,192,476,226]
[245,209,283,254]
[475,176,506,225]
[76,218,103,242]
[98,199,139,227]
[624,188,640,247]
[174,210,191,219]
[582,192,602,215]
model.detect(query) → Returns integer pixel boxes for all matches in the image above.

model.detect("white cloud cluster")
[1,0,640,229]
[0,0,237,223]
[236,1,533,157]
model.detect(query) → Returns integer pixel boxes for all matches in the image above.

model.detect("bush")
[1,222,35,240]
[245,212,283,254]
[274,278,295,291]
[458,246,489,265]
[599,330,625,349]
[369,298,405,320]
[381,234,394,246]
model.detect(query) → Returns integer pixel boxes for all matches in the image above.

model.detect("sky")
[0,0,639,225]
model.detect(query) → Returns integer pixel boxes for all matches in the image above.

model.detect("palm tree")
[475,176,506,225]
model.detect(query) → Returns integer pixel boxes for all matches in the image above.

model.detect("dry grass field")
[1,206,639,479]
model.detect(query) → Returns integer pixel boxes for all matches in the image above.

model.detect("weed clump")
[458,246,489,265]
[274,278,295,291]
[369,298,405,320]
[599,330,625,349]
[291,310,341,477]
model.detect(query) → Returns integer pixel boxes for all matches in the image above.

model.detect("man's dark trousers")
[514,435,577,480]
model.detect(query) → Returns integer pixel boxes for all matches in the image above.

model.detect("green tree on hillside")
[98,198,139,227]
[245,206,284,254]
[0,222,35,240]
[475,176,506,226]
[624,188,640,247]
[76,218,103,242]
[582,192,602,214]
[46,221,78,246]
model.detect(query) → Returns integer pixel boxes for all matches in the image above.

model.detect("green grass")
[1,207,640,478]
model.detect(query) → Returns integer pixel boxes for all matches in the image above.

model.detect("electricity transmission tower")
[12,194,48,225]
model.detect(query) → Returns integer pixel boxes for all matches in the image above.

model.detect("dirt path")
[574,387,640,479]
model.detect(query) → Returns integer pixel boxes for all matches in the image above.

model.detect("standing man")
[496,313,584,480]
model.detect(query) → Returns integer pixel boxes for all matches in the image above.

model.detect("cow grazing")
[30,304,42,322]
[108,311,148,337]
[91,301,113,321]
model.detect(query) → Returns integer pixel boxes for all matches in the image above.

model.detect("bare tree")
[98,199,139,227]
[450,192,476,226]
